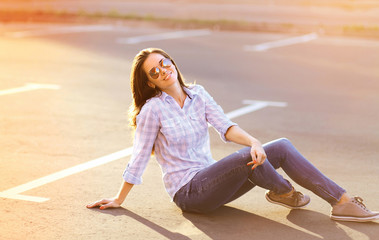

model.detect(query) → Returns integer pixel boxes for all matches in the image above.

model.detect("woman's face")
[142,53,178,91]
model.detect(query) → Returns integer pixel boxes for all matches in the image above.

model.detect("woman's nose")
[160,68,167,76]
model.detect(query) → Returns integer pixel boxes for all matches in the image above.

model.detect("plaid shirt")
[122,85,237,199]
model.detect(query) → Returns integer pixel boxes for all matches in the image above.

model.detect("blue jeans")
[173,138,346,213]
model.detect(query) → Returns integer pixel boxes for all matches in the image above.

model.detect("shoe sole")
[330,214,379,222]
[265,192,310,209]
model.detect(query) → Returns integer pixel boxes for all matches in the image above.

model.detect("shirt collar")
[158,86,197,101]
[183,86,195,99]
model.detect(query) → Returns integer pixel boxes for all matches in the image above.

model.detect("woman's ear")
[147,81,156,89]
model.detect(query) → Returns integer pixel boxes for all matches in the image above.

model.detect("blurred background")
[1,1,379,240]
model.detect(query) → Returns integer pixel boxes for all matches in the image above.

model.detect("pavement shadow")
[89,206,378,239]
[88,207,191,240]
[287,209,351,239]
[287,209,379,240]
[182,206,322,240]
[337,221,379,240]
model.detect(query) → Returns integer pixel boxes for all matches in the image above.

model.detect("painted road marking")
[4,25,129,38]
[0,100,287,202]
[0,83,61,96]
[116,29,211,44]
[227,100,287,119]
[244,33,318,52]
[0,148,134,202]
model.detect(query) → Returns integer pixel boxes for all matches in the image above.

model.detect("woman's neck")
[164,84,187,108]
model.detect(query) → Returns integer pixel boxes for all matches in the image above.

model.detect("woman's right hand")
[86,198,121,210]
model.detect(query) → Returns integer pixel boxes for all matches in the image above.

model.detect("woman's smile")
[163,71,172,81]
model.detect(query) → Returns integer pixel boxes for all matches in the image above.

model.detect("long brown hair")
[129,48,188,128]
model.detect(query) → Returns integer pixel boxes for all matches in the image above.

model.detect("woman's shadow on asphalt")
[182,206,379,240]
[90,206,379,240]
[287,209,379,240]
[89,207,192,240]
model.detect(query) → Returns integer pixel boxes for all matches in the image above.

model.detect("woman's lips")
[163,71,172,80]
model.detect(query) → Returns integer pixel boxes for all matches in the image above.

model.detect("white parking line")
[244,33,318,52]
[227,100,287,119]
[0,83,61,96]
[116,29,211,44]
[0,100,287,202]
[0,148,134,202]
[4,25,129,38]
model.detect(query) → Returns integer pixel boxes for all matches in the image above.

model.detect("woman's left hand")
[247,143,267,170]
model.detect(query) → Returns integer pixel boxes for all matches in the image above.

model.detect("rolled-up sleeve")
[199,86,237,142]
[122,104,159,184]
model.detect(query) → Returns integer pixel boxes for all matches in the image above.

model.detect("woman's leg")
[173,147,294,213]
[262,138,346,205]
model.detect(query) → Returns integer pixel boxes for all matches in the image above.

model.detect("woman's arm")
[87,102,159,210]
[225,125,267,170]
[86,181,134,210]
[225,125,259,146]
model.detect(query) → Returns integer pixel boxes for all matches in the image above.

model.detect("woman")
[87,48,378,222]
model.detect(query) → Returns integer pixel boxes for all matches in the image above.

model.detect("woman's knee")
[263,138,294,167]
[269,137,295,152]
[277,137,292,147]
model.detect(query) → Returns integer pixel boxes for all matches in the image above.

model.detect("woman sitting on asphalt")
[87,48,378,222]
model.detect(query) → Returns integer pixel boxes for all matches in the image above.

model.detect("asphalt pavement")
[1,6,379,240]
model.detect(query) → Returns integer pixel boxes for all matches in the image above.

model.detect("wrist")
[114,196,124,205]
[249,138,261,147]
